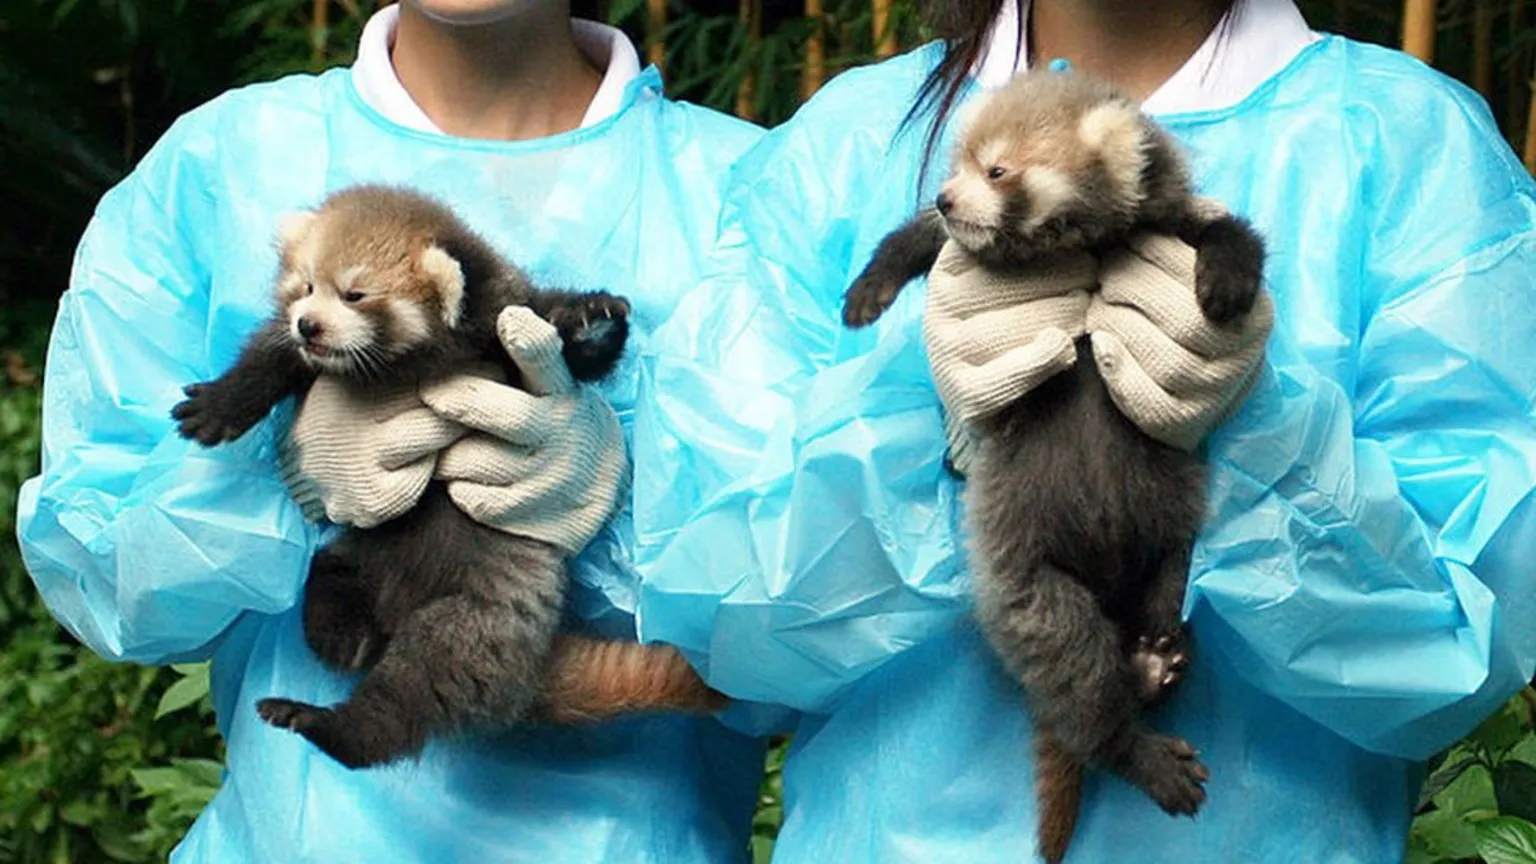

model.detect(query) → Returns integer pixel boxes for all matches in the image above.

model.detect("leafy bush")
[1410,692,1536,863]
[0,320,225,862]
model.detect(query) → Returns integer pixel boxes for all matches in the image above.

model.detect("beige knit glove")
[923,239,1096,475]
[924,220,1272,476]
[1087,230,1275,452]
[280,376,467,528]
[922,240,1098,424]
[421,306,627,557]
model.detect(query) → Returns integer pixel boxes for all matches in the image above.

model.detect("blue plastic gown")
[15,65,772,862]
[632,35,1536,861]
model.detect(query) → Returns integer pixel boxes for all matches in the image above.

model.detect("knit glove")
[922,239,1098,474]
[923,216,1273,476]
[1086,229,1275,452]
[421,306,627,557]
[280,376,467,528]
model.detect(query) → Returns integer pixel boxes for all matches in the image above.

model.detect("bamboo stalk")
[873,0,897,57]
[647,0,667,71]
[803,0,825,100]
[311,0,329,67]
[1401,0,1436,63]
[1525,69,1536,173]
[1512,0,1528,134]
[1473,0,1494,96]
[735,0,761,120]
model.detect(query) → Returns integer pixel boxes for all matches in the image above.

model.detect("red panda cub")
[174,184,723,769]
[842,70,1268,863]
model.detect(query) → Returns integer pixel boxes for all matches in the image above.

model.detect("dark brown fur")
[842,71,1267,862]
[172,184,723,769]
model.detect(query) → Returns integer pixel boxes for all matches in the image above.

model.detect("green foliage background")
[0,1,1532,862]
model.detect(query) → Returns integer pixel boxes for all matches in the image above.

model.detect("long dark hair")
[902,0,1242,196]
[902,0,1021,195]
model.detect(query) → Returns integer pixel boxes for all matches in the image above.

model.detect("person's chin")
[404,0,529,27]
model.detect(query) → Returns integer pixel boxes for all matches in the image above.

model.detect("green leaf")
[1472,703,1529,759]
[1475,817,1536,864]
[1497,762,1536,825]
[1435,761,1499,818]
[1419,756,1480,813]
[171,758,225,790]
[1509,734,1536,769]
[750,834,776,864]
[58,799,100,826]
[154,672,209,719]
[1414,808,1483,860]
[129,767,186,796]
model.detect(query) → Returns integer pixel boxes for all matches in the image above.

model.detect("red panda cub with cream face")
[843,70,1268,864]
[172,184,721,770]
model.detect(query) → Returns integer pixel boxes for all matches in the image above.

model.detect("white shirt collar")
[351,4,642,134]
[973,0,1320,115]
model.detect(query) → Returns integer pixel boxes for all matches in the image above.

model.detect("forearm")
[17,438,318,664]
[1191,354,1536,759]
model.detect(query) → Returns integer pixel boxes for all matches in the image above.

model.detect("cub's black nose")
[297,317,322,339]
[936,193,953,215]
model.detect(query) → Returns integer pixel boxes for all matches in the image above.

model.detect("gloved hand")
[922,240,1099,425]
[1086,228,1275,452]
[280,376,466,528]
[923,218,1273,476]
[922,239,1097,475]
[422,306,628,556]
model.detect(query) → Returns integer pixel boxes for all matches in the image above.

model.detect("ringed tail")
[1035,729,1086,864]
[535,635,728,724]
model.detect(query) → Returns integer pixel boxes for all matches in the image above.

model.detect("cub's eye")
[986,166,1007,180]
[343,291,365,303]
[305,283,314,296]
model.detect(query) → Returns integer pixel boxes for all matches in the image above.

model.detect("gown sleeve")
[16,109,320,665]
[1189,90,1536,759]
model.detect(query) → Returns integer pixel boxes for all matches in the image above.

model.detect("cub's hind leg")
[1131,550,1194,706]
[974,557,1209,815]
[260,538,567,769]
[302,543,386,672]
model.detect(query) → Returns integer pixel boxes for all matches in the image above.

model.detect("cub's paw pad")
[550,294,631,382]
[1132,634,1191,703]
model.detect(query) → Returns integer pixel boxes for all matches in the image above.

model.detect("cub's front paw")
[549,291,631,382]
[171,381,266,446]
[1193,219,1263,326]
[842,273,900,328]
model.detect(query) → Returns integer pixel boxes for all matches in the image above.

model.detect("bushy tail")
[1035,730,1086,864]
[535,636,728,724]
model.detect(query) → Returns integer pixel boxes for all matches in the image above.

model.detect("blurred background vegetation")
[0,0,1533,861]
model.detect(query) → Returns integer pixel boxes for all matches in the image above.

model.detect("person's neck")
[392,1,603,140]
[1028,0,1228,99]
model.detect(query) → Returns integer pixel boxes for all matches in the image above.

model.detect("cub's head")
[936,71,1175,263]
[272,187,468,378]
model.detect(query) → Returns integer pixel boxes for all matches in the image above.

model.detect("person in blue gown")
[632,0,1536,860]
[14,1,770,860]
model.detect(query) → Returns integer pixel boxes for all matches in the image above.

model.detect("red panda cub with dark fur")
[173,184,723,769]
[842,70,1268,863]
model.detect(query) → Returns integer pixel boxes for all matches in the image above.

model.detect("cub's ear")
[275,210,319,255]
[419,244,466,328]
[1077,101,1148,192]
